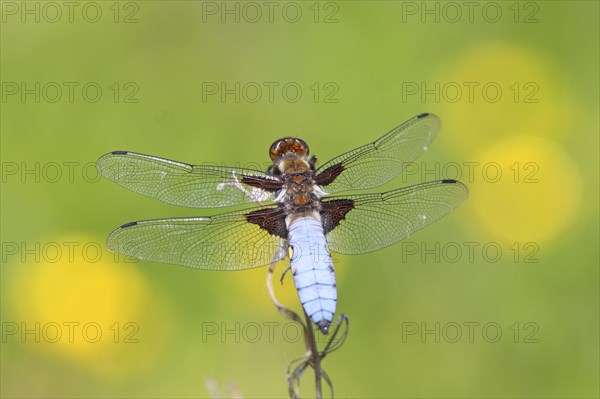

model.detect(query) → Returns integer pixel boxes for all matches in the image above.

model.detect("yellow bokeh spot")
[469,136,582,243]
[436,42,576,151]
[4,234,172,378]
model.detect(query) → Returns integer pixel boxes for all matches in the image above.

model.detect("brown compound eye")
[269,137,310,161]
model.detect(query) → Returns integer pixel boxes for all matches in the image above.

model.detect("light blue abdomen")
[288,216,337,333]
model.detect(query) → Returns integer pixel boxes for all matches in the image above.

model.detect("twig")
[266,258,349,398]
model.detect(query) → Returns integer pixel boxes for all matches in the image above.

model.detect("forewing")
[316,113,440,193]
[106,206,287,270]
[322,180,468,254]
[96,151,282,208]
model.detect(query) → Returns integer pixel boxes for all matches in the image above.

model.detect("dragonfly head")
[269,137,309,161]
[269,137,312,174]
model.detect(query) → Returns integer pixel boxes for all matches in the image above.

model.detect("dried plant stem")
[267,258,349,398]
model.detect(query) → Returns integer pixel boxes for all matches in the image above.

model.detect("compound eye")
[291,138,309,157]
[269,138,310,161]
[269,139,285,161]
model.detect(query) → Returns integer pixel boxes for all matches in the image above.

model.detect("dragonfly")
[97,113,468,334]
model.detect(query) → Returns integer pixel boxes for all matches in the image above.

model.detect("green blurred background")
[1,1,598,397]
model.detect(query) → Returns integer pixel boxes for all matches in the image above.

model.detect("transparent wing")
[96,151,282,208]
[106,207,287,270]
[316,113,440,194]
[323,180,468,254]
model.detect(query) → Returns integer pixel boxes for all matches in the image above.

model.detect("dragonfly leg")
[280,266,292,284]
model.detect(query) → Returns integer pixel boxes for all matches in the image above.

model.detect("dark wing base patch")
[314,163,345,187]
[320,199,355,234]
[241,176,284,191]
[245,206,288,239]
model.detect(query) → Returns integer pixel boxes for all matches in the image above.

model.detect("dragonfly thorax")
[276,170,324,215]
